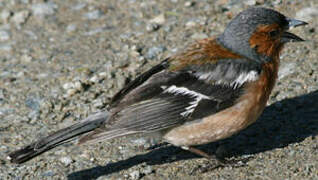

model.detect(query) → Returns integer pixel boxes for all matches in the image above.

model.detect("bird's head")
[217,7,307,63]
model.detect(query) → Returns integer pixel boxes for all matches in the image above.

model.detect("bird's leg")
[182,146,250,174]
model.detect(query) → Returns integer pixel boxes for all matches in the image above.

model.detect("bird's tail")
[7,112,109,164]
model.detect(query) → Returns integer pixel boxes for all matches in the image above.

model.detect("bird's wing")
[79,56,262,144]
[110,59,170,107]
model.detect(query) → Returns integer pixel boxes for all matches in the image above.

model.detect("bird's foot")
[185,146,253,174]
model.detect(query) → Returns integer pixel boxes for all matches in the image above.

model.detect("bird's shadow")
[68,90,318,179]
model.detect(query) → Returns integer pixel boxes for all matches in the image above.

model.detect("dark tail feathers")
[7,112,109,164]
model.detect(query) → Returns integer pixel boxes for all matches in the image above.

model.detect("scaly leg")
[182,146,250,174]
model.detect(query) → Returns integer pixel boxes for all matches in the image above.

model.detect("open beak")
[281,18,308,43]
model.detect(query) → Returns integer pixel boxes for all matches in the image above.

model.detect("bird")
[8,7,307,169]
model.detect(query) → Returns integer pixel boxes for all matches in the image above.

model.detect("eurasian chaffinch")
[8,7,307,169]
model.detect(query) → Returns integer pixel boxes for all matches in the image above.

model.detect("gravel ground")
[0,0,317,179]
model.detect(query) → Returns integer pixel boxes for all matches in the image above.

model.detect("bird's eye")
[269,30,279,37]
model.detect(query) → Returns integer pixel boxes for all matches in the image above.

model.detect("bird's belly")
[162,78,272,146]
[163,98,264,146]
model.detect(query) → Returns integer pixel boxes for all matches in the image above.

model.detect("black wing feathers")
[110,59,169,107]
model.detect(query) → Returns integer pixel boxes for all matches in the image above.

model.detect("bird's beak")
[281,18,308,43]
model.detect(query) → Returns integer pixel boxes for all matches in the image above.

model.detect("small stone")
[63,82,74,90]
[143,165,153,175]
[28,110,40,122]
[31,2,57,17]
[296,7,318,21]
[24,30,38,40]
[216,0,229,6]
[129,170,141,180]
[0,44,12,51]
[0,10,11,23]
[150,14,165,25]
[59,156,73,166]
[73,81,83,91]
[98,72,107,78]
[146,46,166,59]
[42,171,55,177]
[66,89,77,97]
[146,23,160,32]
[20,0,29,4]
[89,75,99,83]
[83,10,103,20]
[185,21,197,28]
[93,99,104,108]
[278,62,296,80]
[0,30,10,41]
[84,27,105,36]
[131,138,147,146]
[184,1,195,7]
[244,0,256,6]
[66,24,77,33]
[12,10,30,26]
[191,33,208,40]
[72,3,87,11]
[25,97,40,111]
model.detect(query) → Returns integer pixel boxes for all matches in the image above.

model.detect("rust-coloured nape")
[169,37,242,71]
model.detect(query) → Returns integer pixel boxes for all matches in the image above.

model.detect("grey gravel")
[31,2,57,17]
[83,10,103,20]
[11,10,30,26]
[0,0,317,180]
[0,30,10,41]
[296,6,318,21]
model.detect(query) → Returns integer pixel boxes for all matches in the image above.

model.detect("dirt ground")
[0,0,317,179]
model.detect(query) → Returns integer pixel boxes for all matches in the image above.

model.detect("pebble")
[185,21,197,28]
[72,3,87,11]
[129,170,141,180]
[66,24,77,33]
[131,138,147,146]
[145,46,166,59]
[59,156,73,166]
[66,89,77,97]
[278,62,296,80]
[63,82,74,90]
[184,1,195,7]
[244,0,256,6]
[0,44,12,51]
[12,10,30,26]
[0,30,10,41]
[98,72,107,78]
[191,33,208,40]
[0,10,11,23]
[42,170,55,177]
[146,23,160,32]
[142,166,154,175]
[89,75,99,83]
[150,14,165,25]
[73,81,83,91]
[296,7,318,21]
[25,97,41,111]
[20,0,29,4]
[24,30,38,40]
[83,10,103,20]
[28,110,40,122]
[31,2,57,17]
[92,99,104,108]
[83,27,105,36]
